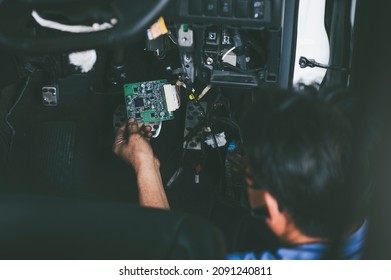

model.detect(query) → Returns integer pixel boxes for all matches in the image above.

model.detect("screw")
[206,57,214,65]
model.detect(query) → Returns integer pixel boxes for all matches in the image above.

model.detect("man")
[113,88,367,259]
[113,119,169,209]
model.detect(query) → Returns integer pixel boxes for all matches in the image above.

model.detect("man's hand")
[113,118,169,209]
[113,118,156,173]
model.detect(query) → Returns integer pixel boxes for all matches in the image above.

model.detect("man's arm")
[113,118,169,209]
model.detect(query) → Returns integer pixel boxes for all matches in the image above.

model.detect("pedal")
[148,121,162,138]
[42,85,59,106]
[183,101,207,150]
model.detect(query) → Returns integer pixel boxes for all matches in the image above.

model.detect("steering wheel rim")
[0,0,171,53]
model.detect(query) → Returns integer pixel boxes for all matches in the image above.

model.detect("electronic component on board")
[123,79,179,123]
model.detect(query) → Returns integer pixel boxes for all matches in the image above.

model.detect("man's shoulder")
[227,245,326,260]
[227,221,367,260]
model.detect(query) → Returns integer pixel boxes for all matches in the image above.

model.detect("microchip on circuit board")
[123,79,178,123]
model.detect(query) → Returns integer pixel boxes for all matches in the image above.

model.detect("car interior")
[0,0,390,259]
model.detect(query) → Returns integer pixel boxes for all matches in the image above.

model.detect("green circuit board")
[123,79,174,123]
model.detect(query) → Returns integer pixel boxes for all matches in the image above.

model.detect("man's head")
[240,87,359,242]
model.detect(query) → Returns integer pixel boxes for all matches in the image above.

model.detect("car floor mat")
[28,121,76,193]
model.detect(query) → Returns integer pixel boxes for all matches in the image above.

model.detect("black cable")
[163,86,227,191]
[299,56,350,72]
[162,116,208,186]
[188,88,226,192]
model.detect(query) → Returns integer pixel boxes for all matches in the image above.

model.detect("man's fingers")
[113,122,127,153]
[141,125,153,140]
[138,124,152,140]
[144,125,152,132]
[115,122,126,142]
[127,118,140,134]
[140,124,151,134]
[124,118,153,141]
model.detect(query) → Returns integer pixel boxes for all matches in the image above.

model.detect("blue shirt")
[227,221,367,260]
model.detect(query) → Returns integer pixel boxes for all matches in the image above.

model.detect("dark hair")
[240,87,360,238]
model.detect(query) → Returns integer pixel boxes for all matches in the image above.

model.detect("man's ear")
[264,192,281,217]
[263,191,288,236]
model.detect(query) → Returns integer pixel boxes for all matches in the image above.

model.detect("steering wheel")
[0,0,171,53]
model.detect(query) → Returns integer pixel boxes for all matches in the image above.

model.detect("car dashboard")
[163,0,295,89]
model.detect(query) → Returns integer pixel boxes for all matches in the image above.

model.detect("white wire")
[168,33,178,45]
[222,46,236,61]
[5,75,32,155]
[32,10,113,33]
